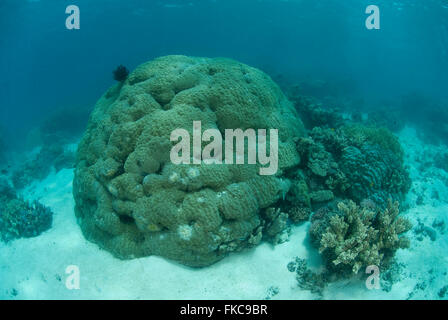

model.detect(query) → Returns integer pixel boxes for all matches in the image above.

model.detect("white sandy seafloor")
[0,127,447,300]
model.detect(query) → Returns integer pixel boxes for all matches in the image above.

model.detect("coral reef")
[439,285,448,298]
[0,178,53,242]
[400,92,448,144]
[289,95,346,130]
[12,144,76,189]
[285,77,360,106]
[73,55,305,266]
[341,125,404,158]
[295,124,410,207]
[0,178,15,199]
[309,199,412,276]
[287,206,311,224]
[413,219,437,242]
[0,133,3,162]
[113,65,129,82]
[287,257,327,296]
[434,151,448,173]
[264,286,280,300]
[0,125,8,165]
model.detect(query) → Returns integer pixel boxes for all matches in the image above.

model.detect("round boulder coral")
[73,55,305,266]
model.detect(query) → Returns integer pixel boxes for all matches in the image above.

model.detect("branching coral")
[310,199,411,275]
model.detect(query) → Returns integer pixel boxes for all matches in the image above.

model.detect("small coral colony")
[1,55,414,294]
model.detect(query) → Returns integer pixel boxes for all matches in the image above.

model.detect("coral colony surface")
[1,55,447,300]
[73,56,305,266]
